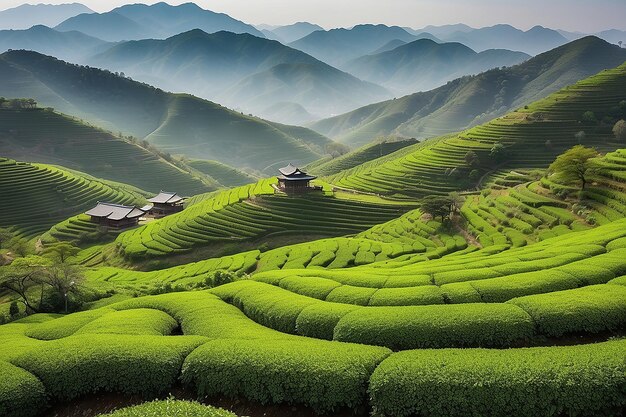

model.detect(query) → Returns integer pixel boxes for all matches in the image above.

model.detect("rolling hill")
[0,25,110,63]
[88,29,390,122]
[0,108,216,196]
[0,3,93,30]
[343,39,529,95]
[289,24,422,67]
[187,160,257,187]
[325,60,626,198]
[0,50,334,173]
[440,24,569,55]
[268,22,325,43]
[55,2,264,41]
[312,36,626,146]
[0,157,147,239]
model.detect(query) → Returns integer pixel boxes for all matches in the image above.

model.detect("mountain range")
[0,3,92,30]
[0,50,335,173]
[343,39,530,95]
[311,36,626,146]
[88,29,391,122]
[55,2,264,41]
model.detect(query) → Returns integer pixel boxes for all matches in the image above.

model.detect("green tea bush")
[508,284,626,336]
[325,285,378,305]
[0,361,47,417]
[182,339,390,413]
[24,308,114,340]
[333,304,533,349]
[295,302,361,339]
[367,286,445,306]
[97,399,236,417]
[75,309,178,336]
[369,339,626,417]
[13,334,207,401]
[278,276,340,299]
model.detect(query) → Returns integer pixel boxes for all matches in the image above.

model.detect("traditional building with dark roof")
[85,202,146,229]
[277,164,317,193]
[146,191,184,218]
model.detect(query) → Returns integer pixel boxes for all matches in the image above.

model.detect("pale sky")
[2,0,626,32]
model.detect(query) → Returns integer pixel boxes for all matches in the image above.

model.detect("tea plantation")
[328,62,626,198]
[0,158,147,239]
[1,63,626,417]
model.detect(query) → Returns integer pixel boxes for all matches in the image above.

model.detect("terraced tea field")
[187,159,257,187]
[116,179,415,261]
[1,215,625,417]
[327,62,626,198]
[0,109,215,196]
[0,158,146,239]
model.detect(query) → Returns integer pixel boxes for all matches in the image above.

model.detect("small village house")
[277,164,317,193]
[146,191,184,218]
[85,202,146,229]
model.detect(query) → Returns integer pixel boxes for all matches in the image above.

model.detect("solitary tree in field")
[421,196,455,222]
[549,145,600,191]
[613,120,626,141]
[464,151,480,166]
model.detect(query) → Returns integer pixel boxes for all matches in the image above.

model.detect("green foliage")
[0,361,47,417]
[333,304,533,349]
[508,284,626,336]
[421,195,454,221]
[369,339,626,417]
[549,145,599,190]
[97,399,237,417]
[182,339,391,414]
[13,334,207,401]
[613,119,626,141]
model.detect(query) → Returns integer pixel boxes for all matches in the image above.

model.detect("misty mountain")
[0,25,110,63]
[409,24,475,38]
[441,24,569,55]
[0,50,335,173]
[595,29,626,45]
[268,22,325,43]
[89,29,391,122]
[311,36,626,146]
[343,39,529,95]
[55,2,264,42]
[223,62,390,123]
[0,3,93,30]
[289,24,420,66]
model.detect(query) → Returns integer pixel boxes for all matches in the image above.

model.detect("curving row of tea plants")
[327,62,626,198]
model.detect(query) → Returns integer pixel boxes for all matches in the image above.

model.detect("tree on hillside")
[0,256,49,313]
[582,111,597,124]
[613,120,626,141]
[574,131,586,144]
[40,263,85,312]
[421,196,455,222]
[549,145,600,191]
[464,151,480,167]
[43,242,81,264]
[0,228,13,248]
[490,143,509,162]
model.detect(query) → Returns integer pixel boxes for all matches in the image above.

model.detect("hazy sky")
[3,0,626,32]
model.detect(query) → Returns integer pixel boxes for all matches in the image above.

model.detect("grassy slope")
[0,109,216,196]
[187,160,257,188]
[0,50,333,174]
[311,36,626,146]
[0,158,147,239]
[306,138,418,177]
[326,61,626,198]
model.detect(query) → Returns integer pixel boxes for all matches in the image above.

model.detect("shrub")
[367,286,445,306]
[295,302,360,340]
[13,334,207,401]
[333,304,533,349]
[508,284,626,336]
[74,309,178,336]
[325,285,378,305]
[182,339,390,413]
[369,339,626,417]
[278,276,340,299]
[24,308,114,340]
[0,361,47,417]
[97,399,236,417]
